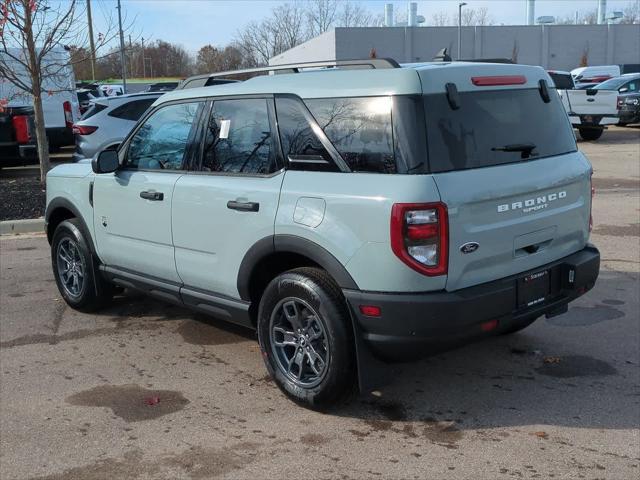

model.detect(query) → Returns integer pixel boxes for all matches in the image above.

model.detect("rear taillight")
[617,96,623,110]
[11,115,31,144]
[391,202,448,276]
[72,124,98,135]
[63,100,73,128]
[471,75,527,86]
[589,175,595,232]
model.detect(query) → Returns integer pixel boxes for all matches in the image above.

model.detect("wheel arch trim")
[45,197,97,255]
[236,234,359,302]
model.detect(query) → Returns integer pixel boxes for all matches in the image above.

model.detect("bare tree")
[431,11,450,26]
[306,0,338,36]
[337,1,375,28]
[235,2,308,66]
[621,0,639,23]
[196,44,242,74]
[235,1,379,66]
[557,8,598,25]
[0,0,119,182]
[455,7,493,26]
[581,9,598,24]
[474,7,492,26]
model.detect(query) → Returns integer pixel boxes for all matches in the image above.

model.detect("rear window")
[594,77,635,91]
[77,91,91,102]
[80,103,107,120]
[108,98,156,121]
[549,72,575,90]
[423,89,576,173]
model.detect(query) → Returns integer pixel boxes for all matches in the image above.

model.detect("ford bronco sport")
[46,59,600,407]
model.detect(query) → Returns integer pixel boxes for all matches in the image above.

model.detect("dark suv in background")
[599,73,640,125]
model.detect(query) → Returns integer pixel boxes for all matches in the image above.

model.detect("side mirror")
[619,87,629,93]
[92,149,119,174]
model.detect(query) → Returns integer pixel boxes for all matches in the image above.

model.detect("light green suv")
[46,59,600,407]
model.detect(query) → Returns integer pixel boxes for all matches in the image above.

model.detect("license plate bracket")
[517,270,550,309]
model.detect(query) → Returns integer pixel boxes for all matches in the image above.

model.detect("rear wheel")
[51,219,113,312]
[257,267,355,408]
[578,128,603,141]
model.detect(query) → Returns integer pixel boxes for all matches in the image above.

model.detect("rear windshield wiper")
[491,143,538,159]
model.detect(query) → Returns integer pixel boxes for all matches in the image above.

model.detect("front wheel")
[578,127,604,141]
[51,219,113,312]
[257,267,356,408]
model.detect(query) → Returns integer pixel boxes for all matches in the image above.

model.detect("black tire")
[51,218,113,312]
[257,267,356,408]
[578,128,604,141]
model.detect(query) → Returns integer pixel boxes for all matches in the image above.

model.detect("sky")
[90,0,636,53]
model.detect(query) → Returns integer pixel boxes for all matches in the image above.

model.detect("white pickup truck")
[548,70,618,141]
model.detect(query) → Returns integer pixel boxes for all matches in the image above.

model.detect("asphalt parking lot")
[1,127,639,479]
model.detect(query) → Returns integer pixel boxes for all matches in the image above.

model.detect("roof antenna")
[433,48,452,62]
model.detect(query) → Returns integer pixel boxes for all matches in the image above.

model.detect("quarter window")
[201,98,275,174]
[305,96,396,173]
[275,97,337,172]
[126,102,201,170]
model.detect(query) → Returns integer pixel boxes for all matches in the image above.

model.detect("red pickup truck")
[0,102,37,168]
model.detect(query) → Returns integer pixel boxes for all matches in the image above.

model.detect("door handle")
[227,200,259,212]
[140,190,164,201]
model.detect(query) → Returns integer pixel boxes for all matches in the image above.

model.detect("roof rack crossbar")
[198,58,400,80]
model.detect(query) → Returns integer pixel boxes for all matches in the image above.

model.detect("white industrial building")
[270,1,640,72]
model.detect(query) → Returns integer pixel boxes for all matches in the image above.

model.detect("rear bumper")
[0,142,37,167]
[618,106,640,124]
[344,245,600,361]
[570,115,618,127]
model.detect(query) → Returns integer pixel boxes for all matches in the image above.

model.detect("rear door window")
[108,98,157,121]
[200,98,276,174]
[424,89,576,173]
[305,97,395,173]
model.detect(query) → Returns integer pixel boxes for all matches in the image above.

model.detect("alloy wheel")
[56,237,86,299]
[269,297,330,388]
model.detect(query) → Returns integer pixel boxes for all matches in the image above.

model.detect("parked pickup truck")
[0,103,37,168]
[548,70,618,141]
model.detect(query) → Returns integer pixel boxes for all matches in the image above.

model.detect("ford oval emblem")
[460,242,479,254]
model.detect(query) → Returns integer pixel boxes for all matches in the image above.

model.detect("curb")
[0,218,45,235]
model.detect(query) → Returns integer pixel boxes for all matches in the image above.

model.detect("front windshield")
[594,77,628,90]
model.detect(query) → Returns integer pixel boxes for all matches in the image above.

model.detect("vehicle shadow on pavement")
[89,270,637,434]
[100,290,256,344]
[331,269,638,434]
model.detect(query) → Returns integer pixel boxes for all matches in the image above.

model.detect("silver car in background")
[72,92,162,161]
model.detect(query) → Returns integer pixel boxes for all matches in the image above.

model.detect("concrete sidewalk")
[0,218,44,235]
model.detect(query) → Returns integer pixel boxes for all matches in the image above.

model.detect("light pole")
[116,0,127,93]
[86,0,96,81]
[458,2,467,60]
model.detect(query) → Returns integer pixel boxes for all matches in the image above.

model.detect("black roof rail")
[177,58,400,89]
